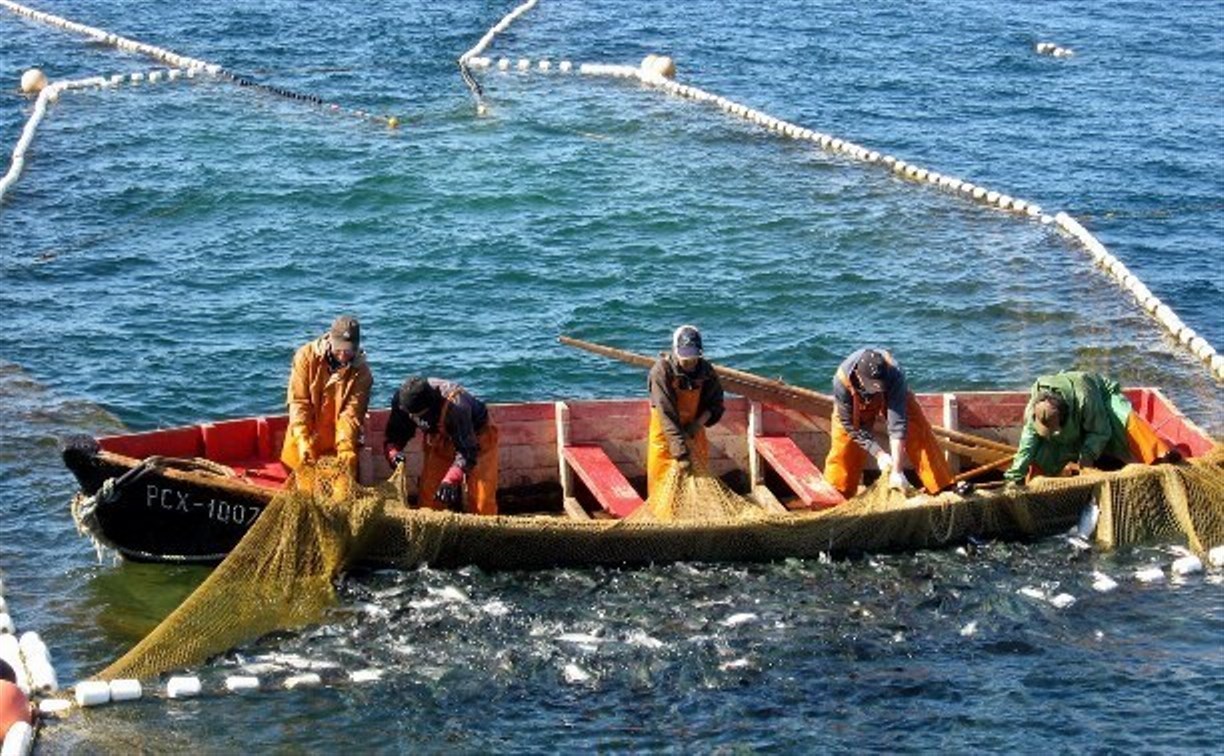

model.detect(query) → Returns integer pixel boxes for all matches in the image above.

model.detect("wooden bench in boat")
[561,445,645,518]
[555,400,646,519]
[753,435,844,510]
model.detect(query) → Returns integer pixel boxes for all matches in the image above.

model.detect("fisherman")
[646,325,725,496]
[384,376,499,515]
[280,314,373,480]
[824,348,953,499]
[1004,370,1174,483]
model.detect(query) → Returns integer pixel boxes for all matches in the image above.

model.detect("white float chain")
[0,71,191,206]
[466,46,1221,380]
[0,0,220,74]
[459,0,539,64]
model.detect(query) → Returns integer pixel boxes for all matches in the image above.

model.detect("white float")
[74,680,111,707]
[166,676,202,699]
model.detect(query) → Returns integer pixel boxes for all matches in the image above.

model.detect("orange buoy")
[0,680,33,739]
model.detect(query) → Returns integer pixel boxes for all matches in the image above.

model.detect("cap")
[329,315,360,353]
[853,350,887,396]
[1032,398,1062,438]
[399,376,435,415]
[672,324,703,359]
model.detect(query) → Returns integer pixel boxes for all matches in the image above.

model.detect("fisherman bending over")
[824,348,952,499]
[280,314,373,480]
[384,376,500,515]
[646,325,725,496]
[1004,370,1174,484]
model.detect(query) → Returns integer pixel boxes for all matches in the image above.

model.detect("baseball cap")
[329,315,360,353]
[672,325,703,359]
[853,350,887,395]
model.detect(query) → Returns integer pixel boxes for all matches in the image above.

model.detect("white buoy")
[497,58,509,71]
[74,680,111,707]
[1,721,33,756]
[1171,554,1203,576]
[225,675,259,693]
[37,698,71,717]
[0,615,12,635]
[20,69,48,94]
[17,633,56,693]
[166,676,202,699]
[516,58,529,71]
[559,61,572,72]
[0,636,26,692]
[108,679,142,702]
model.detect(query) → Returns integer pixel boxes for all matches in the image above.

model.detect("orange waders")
[647,377,709,497]
[1123,411,1170,463]
[417,390,500,515]
[824,383,953,500]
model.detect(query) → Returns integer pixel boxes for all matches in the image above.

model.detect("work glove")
[386,446,404,467]
[888,469,915,494]
[875,451,894,473]
[435,465,465,511]
[297,437,315,465]
[1061,461,1082,477]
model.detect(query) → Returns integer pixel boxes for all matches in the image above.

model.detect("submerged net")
[98,459,385,681]
[95,447,1222,680]
[629,461,769,522]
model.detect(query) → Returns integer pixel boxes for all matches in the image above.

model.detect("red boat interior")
[93,388,1211,499]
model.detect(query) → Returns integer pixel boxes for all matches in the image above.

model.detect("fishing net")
[628,461,769,523]
[97,459,385,681]
[95,448,1222,680]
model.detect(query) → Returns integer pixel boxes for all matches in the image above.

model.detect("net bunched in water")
[96,449,1222,680]
[98,460,385,681]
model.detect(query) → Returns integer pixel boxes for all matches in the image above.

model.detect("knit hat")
[399,376,437,415]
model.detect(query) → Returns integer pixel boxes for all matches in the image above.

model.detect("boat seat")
[755,435,844,510]
[561,445,644,518]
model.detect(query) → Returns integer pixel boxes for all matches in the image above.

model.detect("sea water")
[1,0,1221,751]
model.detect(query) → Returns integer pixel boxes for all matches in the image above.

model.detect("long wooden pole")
[558,335,1016,463]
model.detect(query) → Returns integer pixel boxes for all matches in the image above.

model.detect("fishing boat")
[61,370,1216,566]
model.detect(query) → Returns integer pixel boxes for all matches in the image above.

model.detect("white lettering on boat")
[144,484,261,526]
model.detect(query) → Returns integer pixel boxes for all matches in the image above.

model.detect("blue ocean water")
[1,0,1221,751]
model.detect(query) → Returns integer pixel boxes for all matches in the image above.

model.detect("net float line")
[457,0,539,112]
[461,43,1223,381]
[0,0,401,129]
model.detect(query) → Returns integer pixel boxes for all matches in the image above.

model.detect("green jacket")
[1004,371,1134,482]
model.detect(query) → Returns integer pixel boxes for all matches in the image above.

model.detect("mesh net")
[95,447,1222,680]
[629,461,769,523]
[97,459,385,681]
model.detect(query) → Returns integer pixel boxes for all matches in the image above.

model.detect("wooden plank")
[562,444,644,518]
[755,435,844,509]
[562,496,591,520]
[750,485,789,515]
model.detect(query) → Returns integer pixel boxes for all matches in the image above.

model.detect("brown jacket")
[279,336,373,474]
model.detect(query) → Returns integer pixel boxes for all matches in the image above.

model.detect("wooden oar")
[558,335,1016,464]
[952,454,1015,483]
